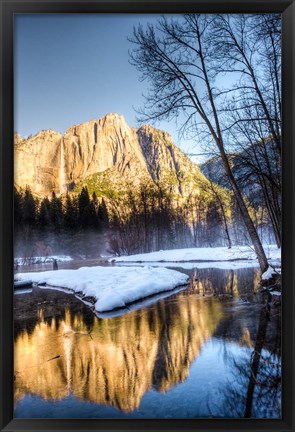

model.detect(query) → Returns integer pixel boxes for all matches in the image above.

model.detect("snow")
[261,266,277,281]
[270,291,281,296]
[116,261,261,270]
[14,288,32,295]
[112,245,280,264]
[95,285,187,319]
[15,255,73,266]
[15,266,189,312]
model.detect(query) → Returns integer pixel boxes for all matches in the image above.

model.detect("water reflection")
[211,291,281,419]
[15,295,223,412]
[14,267,281,418]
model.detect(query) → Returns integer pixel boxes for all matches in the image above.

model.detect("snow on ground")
[15,266,189,312]
[261,266,278,281]
[116,261,262,270]
[15,255,73,266]
[96,285,187,319]
[14,288,33,295]
[112,245,280,264]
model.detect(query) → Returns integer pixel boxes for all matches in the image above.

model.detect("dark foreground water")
[14,266,281,419]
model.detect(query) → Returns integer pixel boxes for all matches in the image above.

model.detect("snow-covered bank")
[262,266,279,281]
[116,261,262,270]
[15,255,73,266]
[15,266,189,312]
[96,285,187,319]
[112,245,281,264]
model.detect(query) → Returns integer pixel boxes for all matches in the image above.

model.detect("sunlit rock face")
[14,113,207,197]
[62,113,150,187]
[137,124,206,196]
[14,130,63,196]
[14,295,223,412]
[14,133,23,146]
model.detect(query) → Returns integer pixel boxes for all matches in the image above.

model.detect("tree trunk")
[219,150,269,273]
[209,181,232,249]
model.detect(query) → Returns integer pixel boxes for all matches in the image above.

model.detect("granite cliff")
[15,113,209,197]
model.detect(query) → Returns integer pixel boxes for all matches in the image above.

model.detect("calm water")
[14,266,281,419]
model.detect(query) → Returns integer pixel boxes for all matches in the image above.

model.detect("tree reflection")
[209,292,281,418]
[244,292,281,418]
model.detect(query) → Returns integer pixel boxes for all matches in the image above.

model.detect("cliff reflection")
[14,293,223,412]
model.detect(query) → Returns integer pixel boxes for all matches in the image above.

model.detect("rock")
[14,113,209,198]
[62,113,150,188]
[137,124,206,196]
[15,129,63,196]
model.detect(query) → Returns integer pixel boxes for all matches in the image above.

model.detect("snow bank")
[261,266,278,281]
[116,261,261,270]
[15,255,73,266]
[112,245,280,264]
[15,266,189,312]
[96,285,187,319]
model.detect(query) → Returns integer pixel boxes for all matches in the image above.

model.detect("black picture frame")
[0,0,294,431]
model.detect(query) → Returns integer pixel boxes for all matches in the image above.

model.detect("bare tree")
[211,14,281,154]
[129,14,269,272]
[207,178,232,249]
[210,14,281,247]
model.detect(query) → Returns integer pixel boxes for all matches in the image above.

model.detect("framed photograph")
[1,0,294,431]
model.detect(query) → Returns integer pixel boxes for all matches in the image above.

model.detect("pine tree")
[64,193,78,230]
[49,192,64,231]
[97,198,109,229]
[78,187,98,229]
[38,197,51,229]
[23,186,37,226]
[14,187,23,227]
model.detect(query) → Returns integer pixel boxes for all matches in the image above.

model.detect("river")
[14,263,281,419]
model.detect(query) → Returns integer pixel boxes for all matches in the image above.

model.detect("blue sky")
[14,14,215,163]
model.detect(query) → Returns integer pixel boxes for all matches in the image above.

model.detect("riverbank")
[111,244,280,264]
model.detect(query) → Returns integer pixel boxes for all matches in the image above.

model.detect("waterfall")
[59,140,66,194]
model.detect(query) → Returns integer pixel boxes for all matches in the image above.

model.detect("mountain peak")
[63,113,128,136]
[14,113,207,198]
[36,129,61,138]
[99,112,129,130]
[137,124,172,142]
[101,112,126,121]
